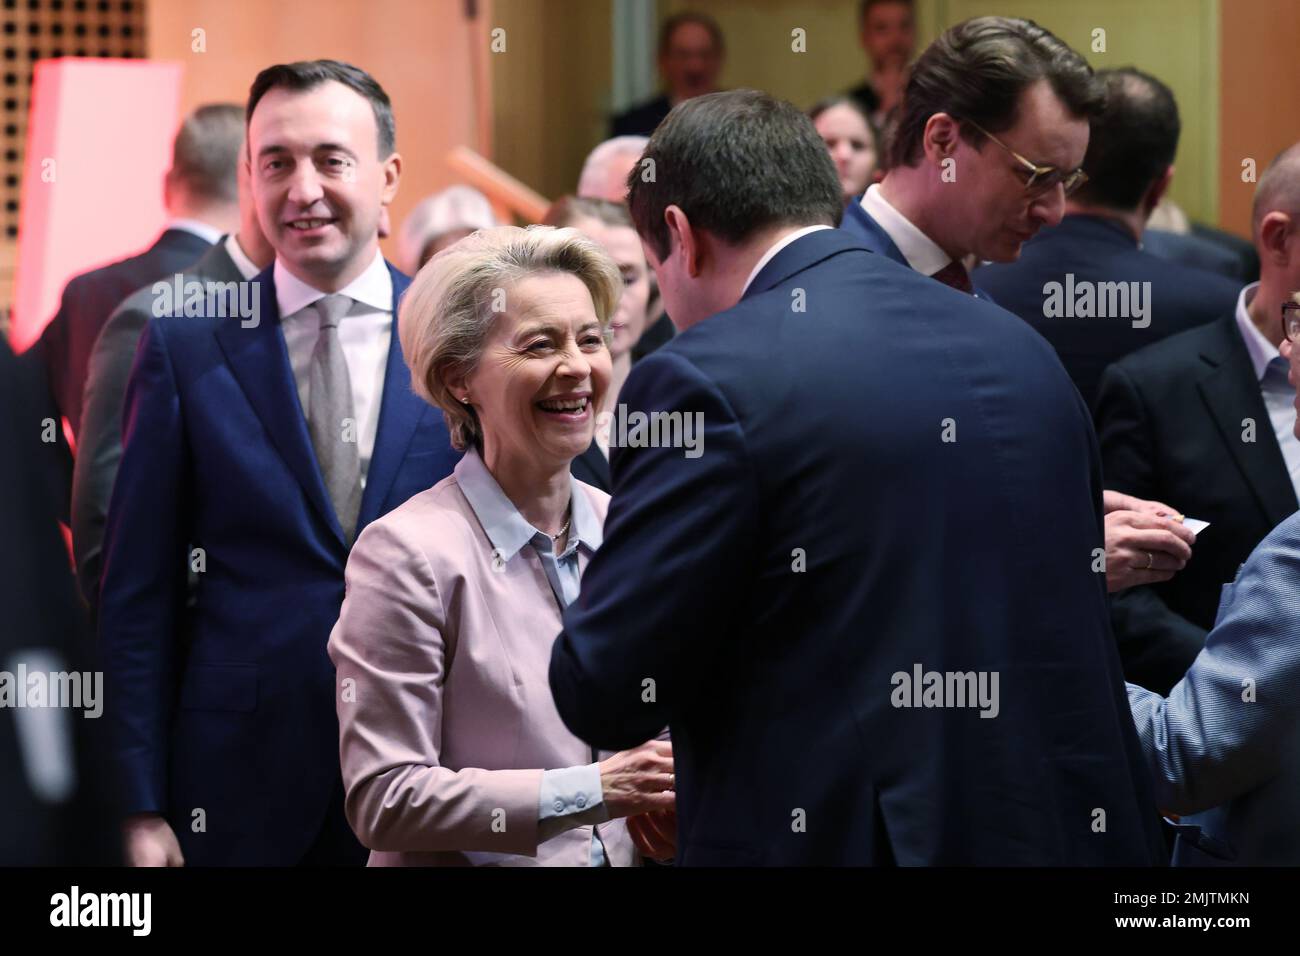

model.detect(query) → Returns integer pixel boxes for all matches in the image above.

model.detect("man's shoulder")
[1114,312,1235,377]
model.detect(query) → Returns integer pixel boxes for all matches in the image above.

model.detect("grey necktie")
[306,294,362,544]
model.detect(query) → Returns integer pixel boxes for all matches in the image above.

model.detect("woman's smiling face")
[463,271,612,470]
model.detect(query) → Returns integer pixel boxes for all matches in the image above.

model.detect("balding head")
[1253,143,1300,242]
[577,135,649,202]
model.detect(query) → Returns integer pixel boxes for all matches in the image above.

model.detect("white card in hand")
[1183,517,1210,535]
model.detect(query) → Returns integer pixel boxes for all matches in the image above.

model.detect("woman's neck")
[481,443,572,535]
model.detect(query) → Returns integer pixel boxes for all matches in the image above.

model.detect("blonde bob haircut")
[399,224,623,451]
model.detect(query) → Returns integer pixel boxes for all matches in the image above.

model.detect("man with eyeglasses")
[841,17,1096,299]
[977,68,1241,409]
[841,19,1197,604]
[1126,283,1300,865]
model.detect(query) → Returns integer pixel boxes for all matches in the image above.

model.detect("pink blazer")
[327,471,637,866]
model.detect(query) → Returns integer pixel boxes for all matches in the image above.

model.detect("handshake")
[1102,490,1198,593]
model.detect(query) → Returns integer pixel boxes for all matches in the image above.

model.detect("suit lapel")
[1197,317,1298,526]
[215,265,347,547]
[358,264,427,529]
[840,200,909,268]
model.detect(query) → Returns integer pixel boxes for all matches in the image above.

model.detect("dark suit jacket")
[974,215,1242,408]
[1094,314,1297,693]
[97,260,462,865]
[72,240,244,612]
[610,94,672,137]
[0,340,116,864]
[570,441,610,492]
[1143,229,1248,283]
[34,227,214,436]
[550,229,1165,866]
[840,198,997,301]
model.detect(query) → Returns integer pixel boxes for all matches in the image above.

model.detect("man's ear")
[381,152,402,204]
[922,112,961,166]
[1259,210,1293,266]
[664,204,702,278]
[1143,165,1175,218]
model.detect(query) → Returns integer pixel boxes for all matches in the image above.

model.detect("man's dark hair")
[858,0,914,26]
[1071,68,1179,212]
[659,11,725,57]
[890,16,1105,170]
[170,103,244,203]
[247,59,395,157]
[627,90,843,262]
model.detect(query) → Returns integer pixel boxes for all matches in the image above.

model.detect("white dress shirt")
[165,217,224,246]
[275,250,393,487]
[224,234,261,281]
[739,224,834,296]
[1234,281,1300,501]
[860,183,952,276]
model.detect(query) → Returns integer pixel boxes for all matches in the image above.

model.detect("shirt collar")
[740,225,834,295]
[860,183,952,277]
[166,218,223,246]
[274,248,392,320]
[1234,282,1281,382]
[223,234,261,281]
[454,446,603,562]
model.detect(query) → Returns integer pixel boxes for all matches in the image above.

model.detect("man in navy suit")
[99,60,459,866]
[32,104,244,438]
[549,87,1166,865]
[840,18,1196,605]
[975,68,1241,409]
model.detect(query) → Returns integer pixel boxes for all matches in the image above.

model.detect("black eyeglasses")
[963,119,1089,197]
[1281,300,1300,342]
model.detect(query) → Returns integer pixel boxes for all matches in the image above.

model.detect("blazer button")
[553,799,565,813]
[576,795,587,809]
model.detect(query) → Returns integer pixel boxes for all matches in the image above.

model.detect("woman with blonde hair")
[329,226,674,866]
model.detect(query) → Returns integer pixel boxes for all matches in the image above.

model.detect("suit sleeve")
[328,518,544,855]
[550,349,760,751]
[97,319,190,816]
[1127,522,1300,814]
[1095,361,1207,691]
[72,300,151,613]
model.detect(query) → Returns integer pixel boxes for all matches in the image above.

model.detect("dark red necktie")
[931,260,974,295]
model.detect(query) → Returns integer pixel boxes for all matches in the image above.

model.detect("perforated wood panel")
[1,0,147,242]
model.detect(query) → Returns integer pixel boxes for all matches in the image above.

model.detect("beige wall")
[490,0,612,207]
[1219,0,1300,239]
[146,0,492,260]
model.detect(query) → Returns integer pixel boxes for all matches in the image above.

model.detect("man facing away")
[99,60,460,866]
[549,85,1166,865]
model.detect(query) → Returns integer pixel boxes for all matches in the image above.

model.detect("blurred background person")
[610,11,724,137]
[72,121,273,618]
[847,0,916,133]
[0,337,116,865]
[397,184,498,274]
[975,68,1242,409]
[577,135,649,203]
[1095,143,1300,694]
[576,134,673,361]
[330,225,673,866]
[32,104,243,441]
[543,196,652,492]
[810,95,881,203]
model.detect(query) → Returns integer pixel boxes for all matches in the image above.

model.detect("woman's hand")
[598,739,675,819]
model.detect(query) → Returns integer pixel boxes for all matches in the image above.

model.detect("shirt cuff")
[537,763,608,842]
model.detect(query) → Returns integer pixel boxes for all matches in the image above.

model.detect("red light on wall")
[10,58,182,353]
